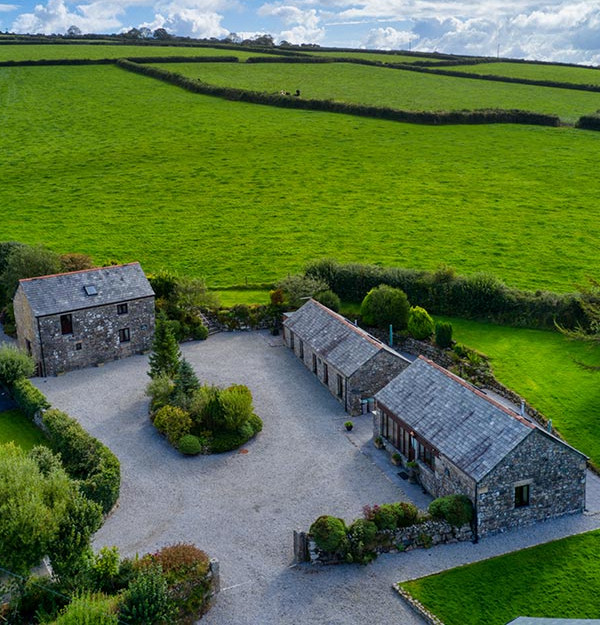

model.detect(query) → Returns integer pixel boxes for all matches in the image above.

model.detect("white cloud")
[364,26,415,49]
[0,4,17,11]
[258,3,325,43]
[141,7,229,38]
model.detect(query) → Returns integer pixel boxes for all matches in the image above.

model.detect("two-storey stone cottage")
[374,356,587,537]
[14,262,155,376]
[283,299,410,415]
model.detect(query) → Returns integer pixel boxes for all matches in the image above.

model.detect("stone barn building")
[283,298,410,415]
[14,262,155,376]
[374,356,587,537]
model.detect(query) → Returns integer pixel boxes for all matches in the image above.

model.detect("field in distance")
[297,50,448,64]
[447,60,600,86]
[2,63,600,292]
[0,43,274,61]
[153,61,600,123]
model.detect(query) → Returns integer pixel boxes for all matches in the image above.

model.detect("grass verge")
[0,408,48,451]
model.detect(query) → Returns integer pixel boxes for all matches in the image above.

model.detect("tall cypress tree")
[148,319,181,379]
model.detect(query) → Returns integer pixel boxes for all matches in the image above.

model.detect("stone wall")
[14,287,41,369]
[477,429,586,536]
[395,585,446,625]
[34,297,154,376]
[295,520,473,565]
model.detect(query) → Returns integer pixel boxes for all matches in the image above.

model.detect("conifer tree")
[148,319,181,379]
[173,358,200,397]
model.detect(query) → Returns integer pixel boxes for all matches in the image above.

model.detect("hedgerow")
[12,377,50,419]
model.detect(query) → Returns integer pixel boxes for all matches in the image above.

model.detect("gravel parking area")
[34,331,600,624]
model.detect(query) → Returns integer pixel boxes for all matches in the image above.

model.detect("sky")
[1,0,600,64]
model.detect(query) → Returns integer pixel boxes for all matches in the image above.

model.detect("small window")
[60,314,73,335]
[515,484,530,508]
[117,303,128,315]
[75,342,82,351]
[336,373,343,398]
[299,340,304,359]
[84,285,98,296]
[290,333,295,350]
[119,328,131,343]
[312,354,317,373]
[323,363,329,384]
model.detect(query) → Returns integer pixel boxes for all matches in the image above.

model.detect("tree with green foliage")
[173,358,200,398]
[314,289,341,312]
[360,284,410,330]
[0,343,35,385]
[435,321,453,349]
[52,592,119,625]
[119,564,174,625]
[0,443,72,575]
[0,244,62,302]
[408,306,435,340]
[148,318,181,379]
[277,274,329,309]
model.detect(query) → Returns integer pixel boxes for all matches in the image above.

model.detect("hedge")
[12,377,50,419]
[41,409,121,514]
[576,114,600,131]
[304,259,585,330]
[116,59,560,128]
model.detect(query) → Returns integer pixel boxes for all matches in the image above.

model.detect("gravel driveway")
[34,331,428,625]
[34,331,600,624]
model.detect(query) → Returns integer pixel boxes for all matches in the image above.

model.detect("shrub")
[220,385,254,432]
[145,374,175,414]
[277,273,329,309]
[12,377,50,419]
[435,321,453,349]
[347,519,378,564]
[314,289,341,312]
[60,253,95,272]
[429,494,474,527]
[360,285,410,330]
[91,546,122,593]
[365,503,397,531]
[52,592,119,625]
[143,543,212,622]
[191,321,208,340]
[1,243,62,302]
[0,344,35,386]
[173,358,200,397]
[41,409,121,515]
[178,434,202,456]
[119,564,174,625]
[390,502,420,528]
[153,405,192,445]
[309,515,348,553]
[148,318,181,380]
[408,306,435,340]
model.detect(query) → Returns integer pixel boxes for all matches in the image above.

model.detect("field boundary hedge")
[0,56,239,67]
[304,259,586,330]
[115,59,560,127]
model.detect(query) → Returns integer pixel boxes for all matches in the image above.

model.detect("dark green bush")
[429,494,474,527]
[370,504,398,530]
[435,321,453,348]
[314,289,341,312]
[178,434,202,456]
[41,409,121,514]
[309,515,348,552]
[391,502,420,527]
[191,322,208,340]
[12,377,50,419]
[360,285,410,330]
[0,344,35,386]
[408,306,435,340]
[119,564,174,625]
[347,518,378,564]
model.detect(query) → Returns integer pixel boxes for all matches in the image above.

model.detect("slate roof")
[376,356,551,482]
[283,299,409,377]
[18,263,154,317]
[507,619,600,625]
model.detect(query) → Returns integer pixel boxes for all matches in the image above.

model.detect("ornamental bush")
[0,344,35,386]
[53,592,119,625]
[360,285,410,330]
[153,405,192,445]
[391,501,420,528]
[119,564,174,625]
[435,321,453,349]
[314,289,341,312]
[12,377,50,419]
[408,306,435,340]
[429,494,474,527]
[364,503,398,531]
[309,515,348,553]
[178,434,202,456]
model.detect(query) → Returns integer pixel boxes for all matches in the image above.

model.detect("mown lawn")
[153,61,600,123]
[0,409,48,451]
[0,44,270,62]
[438,317,600,467]
[401,530,600,625]
[2,64,600,292]
[448,61,600,86]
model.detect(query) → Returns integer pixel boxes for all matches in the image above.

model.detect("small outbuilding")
[14,262,155,376]
[374,356,587,537]
[283,298,410,415]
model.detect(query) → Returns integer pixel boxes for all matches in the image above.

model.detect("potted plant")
[391,452,402,466]
[374,436,384,449]
[344,421,354,431]
[406,460,419,483]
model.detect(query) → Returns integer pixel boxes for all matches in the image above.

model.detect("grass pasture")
[401,530,600,625]
[297,50,448,64]
[0,409,48,451]
[2,64,600,292]
[447,60,600,86]
[438,317,600,466]
[0,44,271,62]
[152,61,600,123]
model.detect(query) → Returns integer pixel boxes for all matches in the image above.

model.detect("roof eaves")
[18,262,141,284]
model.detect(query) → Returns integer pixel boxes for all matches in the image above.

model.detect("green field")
[449,61,600,86]
[215,289,270,306]
[439,317,600,466]
[0,44,271,62]
[153,61,600,122]
[402,530,600,625]
[299,50,447,64]
[0,409,48,451]
[2,64,600,292]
